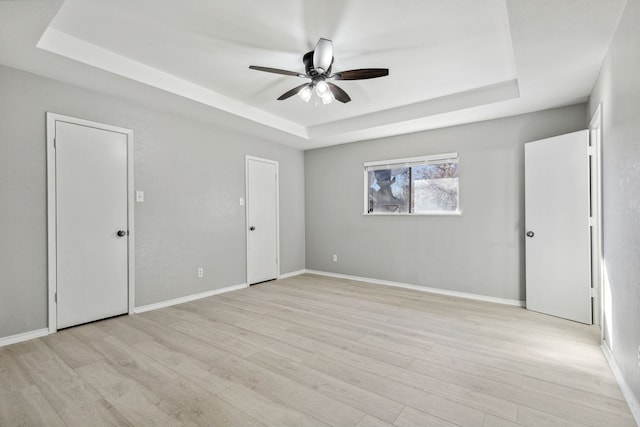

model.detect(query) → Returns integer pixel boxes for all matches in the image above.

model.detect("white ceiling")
[0,0,627,149]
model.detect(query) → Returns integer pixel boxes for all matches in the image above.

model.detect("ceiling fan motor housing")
[303,51,333,77]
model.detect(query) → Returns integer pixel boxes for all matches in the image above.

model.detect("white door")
[525,130,592,324]
[55,120,129,329]
[246,157,278,285]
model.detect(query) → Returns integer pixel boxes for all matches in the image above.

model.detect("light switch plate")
[136,191,144,202]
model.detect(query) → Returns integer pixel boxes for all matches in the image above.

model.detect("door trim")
[245,155,280,284]
[46,112,135,334]
[589,104,604,335]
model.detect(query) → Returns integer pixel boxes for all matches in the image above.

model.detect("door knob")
[249,226,256,231]
[117,230,127,237]
[526,231,535,238]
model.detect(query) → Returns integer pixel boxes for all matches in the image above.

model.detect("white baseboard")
[278,269,306,280]
[601,342,640,425]
[0,328,49,348]
[134,283,248,314]
[305,269,525,307]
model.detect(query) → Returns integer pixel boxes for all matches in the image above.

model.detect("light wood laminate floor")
[0,274,635,426]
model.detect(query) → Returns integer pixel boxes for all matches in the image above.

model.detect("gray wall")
[305,104,587,302]
[589,0,640,409]
[0,64,305,338]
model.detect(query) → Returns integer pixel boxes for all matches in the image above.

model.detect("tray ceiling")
[0,0,627,149]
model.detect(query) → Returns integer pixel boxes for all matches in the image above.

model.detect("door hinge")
[589,217,595,226]
[590,288,596,298]
[54,292,57,303]
[588,146,594,156]
[53,138,56,149]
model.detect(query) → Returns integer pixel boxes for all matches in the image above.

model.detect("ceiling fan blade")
[249,65,306,78]
[327,82,351,103]
[313,38,333,74]
[277,83,311,100]
[331,68,389,80]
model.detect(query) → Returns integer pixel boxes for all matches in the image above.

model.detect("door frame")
[245,155,280,284]
[589,104,604,334]
[46,112,135,334]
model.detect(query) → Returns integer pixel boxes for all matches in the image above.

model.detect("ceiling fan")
[249,38,389,104]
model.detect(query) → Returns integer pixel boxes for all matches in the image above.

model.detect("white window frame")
[363,152,461,216]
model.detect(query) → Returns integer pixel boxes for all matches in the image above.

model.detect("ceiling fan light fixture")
[315,80,329,97]
[321,91,334,105]
[298,85,312,102]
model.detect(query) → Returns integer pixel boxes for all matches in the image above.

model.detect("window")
[364,153,459,215]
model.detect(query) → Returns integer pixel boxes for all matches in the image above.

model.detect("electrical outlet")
[197,267,204,278]
[332,254,338,262]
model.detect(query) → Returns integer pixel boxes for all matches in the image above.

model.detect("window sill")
[362,211,462,216]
